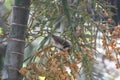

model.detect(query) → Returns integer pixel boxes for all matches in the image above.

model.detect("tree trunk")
[108,0,120,25]
[2,0,30,80]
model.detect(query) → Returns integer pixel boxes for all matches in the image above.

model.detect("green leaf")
[37,36,49,50]
[0,27,3,34]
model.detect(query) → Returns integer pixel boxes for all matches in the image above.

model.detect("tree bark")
[108,0,120,25]
[2,0,30,80]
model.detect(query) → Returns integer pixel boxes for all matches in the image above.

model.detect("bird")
[47,31,71,51]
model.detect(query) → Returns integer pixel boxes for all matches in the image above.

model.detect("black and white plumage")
[47,31,71,51]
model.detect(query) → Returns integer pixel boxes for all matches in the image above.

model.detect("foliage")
[0,27,3,36]
[5,0,12,10]
[10,0,119,80]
